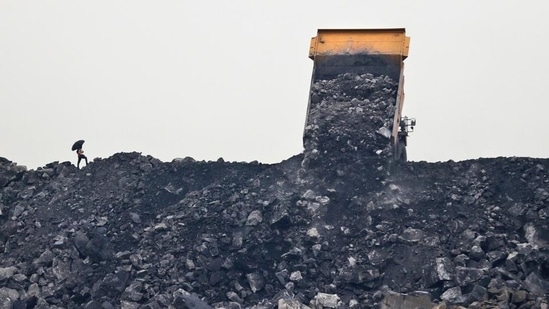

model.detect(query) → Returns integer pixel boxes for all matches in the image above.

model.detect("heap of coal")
[1,73,549,309]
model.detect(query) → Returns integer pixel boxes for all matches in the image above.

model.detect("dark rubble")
[1,72,549,309]
[303,72,398,166]
[2,152,549,309]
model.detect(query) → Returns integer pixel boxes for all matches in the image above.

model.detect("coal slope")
[1,152,549,309]
[0,75,548,309]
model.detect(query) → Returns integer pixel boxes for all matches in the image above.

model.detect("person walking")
[72,140,88,169]
[77,147,88,168]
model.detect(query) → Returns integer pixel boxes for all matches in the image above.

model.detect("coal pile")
[1,149,549,309]
[0,70,548,308]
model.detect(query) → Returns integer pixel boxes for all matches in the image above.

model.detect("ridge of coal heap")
[1,72,549,309]
[2,152,549,309]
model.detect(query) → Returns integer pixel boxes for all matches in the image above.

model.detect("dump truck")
[303,28,415,162]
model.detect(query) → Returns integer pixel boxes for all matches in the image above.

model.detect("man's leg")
[77,157,81,168]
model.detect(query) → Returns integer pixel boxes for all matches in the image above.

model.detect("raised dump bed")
[303,28,413,162]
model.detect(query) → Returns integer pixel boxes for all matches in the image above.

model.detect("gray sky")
[1,1,547,169]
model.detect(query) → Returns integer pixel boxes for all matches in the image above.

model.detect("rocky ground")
[1,72,548,309]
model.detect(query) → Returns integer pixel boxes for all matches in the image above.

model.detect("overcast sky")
[1,1,547,169]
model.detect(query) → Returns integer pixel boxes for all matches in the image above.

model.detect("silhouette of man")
[77,148,88,168]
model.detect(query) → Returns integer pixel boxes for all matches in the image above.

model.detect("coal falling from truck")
[303,72,398,164]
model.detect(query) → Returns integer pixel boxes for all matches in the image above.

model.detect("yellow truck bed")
[303,28,411,161]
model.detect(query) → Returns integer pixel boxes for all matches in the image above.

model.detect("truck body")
[303,28,413,161]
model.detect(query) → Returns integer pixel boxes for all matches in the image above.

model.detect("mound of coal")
[0,71,548,309]
[1,150,549,309]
